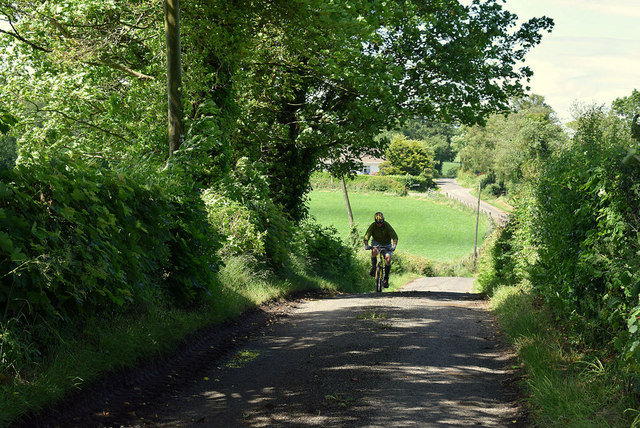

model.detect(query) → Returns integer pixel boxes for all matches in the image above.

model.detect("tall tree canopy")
[0,0,554,219]
[456,94,566,192]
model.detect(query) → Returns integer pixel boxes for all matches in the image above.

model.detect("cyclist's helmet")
[374,212,384,224]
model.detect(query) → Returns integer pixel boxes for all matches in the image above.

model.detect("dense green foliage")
[0,0,553,220]
[0,155,220,342]
[477,93,640,417]
[311,171,433,194]
[455,94,567,195]
[530,109,640,350]
[0,1,555,424]
[383,119,458,174]
[379,137,435,180]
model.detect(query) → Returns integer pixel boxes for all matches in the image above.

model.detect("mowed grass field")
[308,190,488,262]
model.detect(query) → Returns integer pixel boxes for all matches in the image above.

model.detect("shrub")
[215,158,294,268]
[297,221,356,278]
[476,223,519,296]
[392,252,435,276]
[0,155,221,333]
[310,172,433,194]
[484,182,504,197]
[380,137,435,176]
[360,175,406,194]
[389,174,434,192]
[201,190,266,260]
[505,107,640,370]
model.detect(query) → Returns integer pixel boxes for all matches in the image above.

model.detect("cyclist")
[364,212,398,288]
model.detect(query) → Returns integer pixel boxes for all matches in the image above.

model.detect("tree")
[164,0,183,156]
[390,119,458,173]
[612,89,640,121]
[379,137,435,177]
[456,94,566,193]
[0,1,166,168]
[0,0,554,222]
[231,0,554,220]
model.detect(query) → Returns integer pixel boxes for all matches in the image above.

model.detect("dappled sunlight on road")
[152,278,520,427]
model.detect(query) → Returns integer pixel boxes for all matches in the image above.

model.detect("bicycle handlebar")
[366,245,395,251]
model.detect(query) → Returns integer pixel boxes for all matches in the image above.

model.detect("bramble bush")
[214,157,294,268]
[296,221,357,279]
[201,190,266,260]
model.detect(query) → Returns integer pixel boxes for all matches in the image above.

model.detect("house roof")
[361,156,385,165]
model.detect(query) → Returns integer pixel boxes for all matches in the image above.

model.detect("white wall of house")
[359,156,384,175]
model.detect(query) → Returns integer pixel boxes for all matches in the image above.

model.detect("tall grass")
[488,284,634,427]
[308,190,489,262]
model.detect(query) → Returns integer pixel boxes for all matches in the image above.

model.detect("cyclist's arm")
[363,223,374,246]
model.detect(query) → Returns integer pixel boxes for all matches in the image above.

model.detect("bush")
[392,252,435,276]
[297,221,357,279]
[380,137,435,176]
[502,107,640,371]
[389,174,434,192]
[360,175,406,194]
[202,190,266,260]
[0,155,221,349]
[484,182,504,197]
[215,158,295,268]
[310,172,434,194]
[476,223,519,296]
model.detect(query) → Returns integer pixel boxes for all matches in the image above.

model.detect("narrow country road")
[22,278,523,427]
[73,277,520,427]
[149,278,520,427]
[435,178,509,226]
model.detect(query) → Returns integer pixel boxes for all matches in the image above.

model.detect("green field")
[308,190,488,262]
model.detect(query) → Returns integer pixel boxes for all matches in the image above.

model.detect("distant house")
[359,156,385,175]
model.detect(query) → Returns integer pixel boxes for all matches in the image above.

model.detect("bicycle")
[366,245,394,293]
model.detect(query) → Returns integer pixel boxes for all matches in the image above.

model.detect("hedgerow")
[310,171,434,194]
[0,155,221,371]
[480,106,640,385]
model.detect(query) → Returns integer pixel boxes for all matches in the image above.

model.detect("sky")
[503,0,640,123]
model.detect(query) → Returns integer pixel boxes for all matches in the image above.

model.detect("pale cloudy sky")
[504,0,640,123]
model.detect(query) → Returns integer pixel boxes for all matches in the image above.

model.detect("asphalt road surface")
[133,277,522,427]
[434,178,509,226]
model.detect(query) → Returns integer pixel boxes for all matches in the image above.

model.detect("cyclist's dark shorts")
[372,241,393,257]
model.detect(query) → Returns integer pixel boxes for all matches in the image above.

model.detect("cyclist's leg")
[369,249,378,276]
[383,247,392,287]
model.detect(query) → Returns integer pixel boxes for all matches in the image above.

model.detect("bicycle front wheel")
[375,263,383,293]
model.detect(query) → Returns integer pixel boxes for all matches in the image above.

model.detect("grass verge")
[487,283,635,427]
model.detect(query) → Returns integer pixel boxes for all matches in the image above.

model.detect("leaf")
[70,188,85,201]
[0,231,14,253]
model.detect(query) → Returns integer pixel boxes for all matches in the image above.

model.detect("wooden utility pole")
[473,180,482,264]
[341,177,354,226]
[164,0,183,156]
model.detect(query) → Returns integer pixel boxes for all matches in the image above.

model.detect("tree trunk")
[341,177,354,226]
[164,0,183,156]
